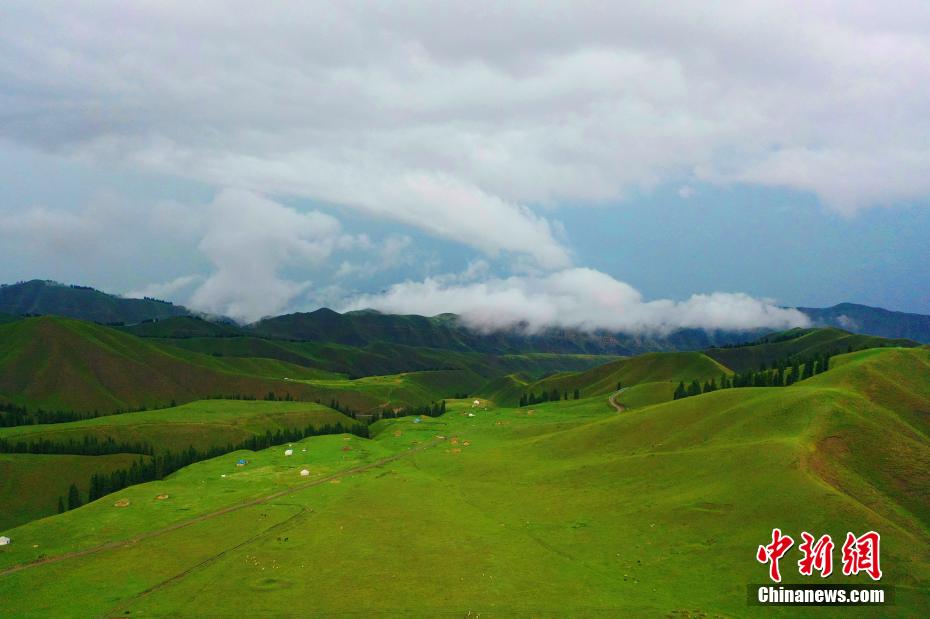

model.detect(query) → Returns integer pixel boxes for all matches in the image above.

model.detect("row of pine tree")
[674,352,833,400]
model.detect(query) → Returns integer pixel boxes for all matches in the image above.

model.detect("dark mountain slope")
[0,317,329,414]
[0,280,188,324]
[705,327,918,373]
[799,302,930,343]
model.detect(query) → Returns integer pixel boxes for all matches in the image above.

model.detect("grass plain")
[1,346,928,615]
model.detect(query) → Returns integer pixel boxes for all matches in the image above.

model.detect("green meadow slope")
[2,347,926,615]
[483,351,730,406]
[2,318,541,416]
[0,318,335,414]
[147,334,612,380]
[0,401,357,454]
[0,453,145,531]
[0,401,360,530]
[705,327,917,373]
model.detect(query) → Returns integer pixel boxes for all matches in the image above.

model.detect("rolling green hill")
[0,280,189,324]
[0,316,615,419]
[484,351,730,406]
[0,317,341,415]
[0,400,357,455]
[0,453,146,531]
[118,315,244,338]
[705,327,918,373]
[144,334,613,382]
[0,401,359,530]
[0,347,928,615]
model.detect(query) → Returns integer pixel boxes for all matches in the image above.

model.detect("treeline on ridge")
[674,352,833,400]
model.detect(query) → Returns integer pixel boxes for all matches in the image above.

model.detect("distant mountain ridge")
[798,302,930,343]
[2,280,928,348]
[249,308,765,355]
[0,280,189,324]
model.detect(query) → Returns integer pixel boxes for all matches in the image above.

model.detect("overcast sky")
[1,2,928,328]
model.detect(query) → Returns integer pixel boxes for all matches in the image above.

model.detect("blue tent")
[236,459,248,465]
[414,417,421,423]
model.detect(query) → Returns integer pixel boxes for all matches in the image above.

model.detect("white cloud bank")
[2,1,930,274]
[345,268,810,334]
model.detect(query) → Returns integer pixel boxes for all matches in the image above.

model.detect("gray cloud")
[345,267,810,334]
[2,1,928,272]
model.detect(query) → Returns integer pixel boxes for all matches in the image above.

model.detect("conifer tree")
[687,380,702,397]
[674,381,687,400]
[802,360,814,380]
[67,483,81,510]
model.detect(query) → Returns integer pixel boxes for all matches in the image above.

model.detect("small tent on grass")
[300,469,310,477]
[0,536,10,545]
[284,449,293,456]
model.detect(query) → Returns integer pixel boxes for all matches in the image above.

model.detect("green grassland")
[0,316,614,417]
[0,401,360,530]
[151,334,613,381]
[1,347,927,615]
[0,453,147,531]
[0,318,334,414]
[483,351,730,405]
[2,318,609,418]
[0,400,357,454]
[705,327,918,373]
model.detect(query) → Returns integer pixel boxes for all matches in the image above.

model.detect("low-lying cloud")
[345,267,810,335]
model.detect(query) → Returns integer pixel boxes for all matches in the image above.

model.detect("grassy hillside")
[119,316,244,338]
[0,400,357,455]
[1,348,928,614]
[483,351,730,405]
[0,401,359,530]
[151,335,613,380]
[0,280,188,324]
[0,317,385,415]
[706,327,918,373]
[0,453,146,531]
[0,316,616,420]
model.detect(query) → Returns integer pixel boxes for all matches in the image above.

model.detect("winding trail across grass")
[607,388,627,412]
[0,436,445,578]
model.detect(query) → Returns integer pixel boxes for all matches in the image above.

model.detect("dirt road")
[608,388,627,412]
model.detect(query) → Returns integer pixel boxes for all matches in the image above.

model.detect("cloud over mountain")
[345,267,810,334]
